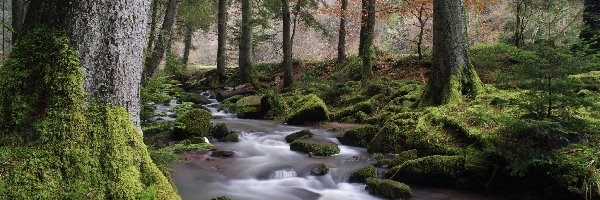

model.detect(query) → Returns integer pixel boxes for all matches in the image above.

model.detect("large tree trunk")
[143,0,179,83]
[337,0,348,65]
[217,0,228,83]
[182,25,193,65]
[16,1,151,126]
[239,0,254,84]
[581,0,599,52]
[359,0,375,80]
[420,0,483,106]
[282,0,293,88]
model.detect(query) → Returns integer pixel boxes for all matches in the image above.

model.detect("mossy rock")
[0,28,179,199]
[236,95,262,107]
[174,109,211,139]
[285,130,314,143]
[365,178,413,200]
[210,123,230,139]
[367,122,402,154]
[285,94,329,125]
[338,125,379,147]
[289,139,340,156]
[178,92,211,105]
[310,163,330,176]
[348,166,377,184]
[333,101,378,120]
[390,155,464,186]
[388,150,419,168]
[221,132,240,142]
[236,106,263,119]
[260,90,289,120]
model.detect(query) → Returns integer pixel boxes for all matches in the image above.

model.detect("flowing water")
[161,93,502,200]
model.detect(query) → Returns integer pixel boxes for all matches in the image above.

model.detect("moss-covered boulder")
[290,139,340,156]
[348,166,378,184]
[260,90,289,120]
[173,109,211,139]
[0,28,179,199]
[285,130,314,143]
[333,101,378,120]
[235,95,263,119]
[367,122,402,154]
[338,125,379,147]
[178,92,211,105]
[285,94,329,125]
[365,178,413,200]
[311,163,330,176]
[221,132,240,142]
[388,150,419,168]
[210,123,230,139]
[390,155,464,186]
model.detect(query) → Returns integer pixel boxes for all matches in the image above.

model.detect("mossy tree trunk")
[143,0,179,83]
[420,0,483,106]
[282,0,293,88]
[182,25,193,65]
[359,0,375,80]
[337,0,348,65]
[239,0,255,85]
[581,0,599,52]
[217,0,228,83]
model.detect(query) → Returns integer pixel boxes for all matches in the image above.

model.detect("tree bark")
[143,0,179,83]
[18,0,152,126]
[359,0,375,80]
[514,0,522,47]
[337,0,348,64]
[581,0,599,52]
[420,0,483,106]
[146,0,161,53]
[217,0,228,83]
[239,0,254,84]
[182,25,193,65]
[282,0,293,88]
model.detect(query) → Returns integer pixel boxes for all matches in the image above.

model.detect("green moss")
[337,125,378,147]
[260,90,289,120]
[221,132,240,142]
[365,178,413,200]
[285,130,314,143]
[348,166,377,184]
[174,109,211,139]
[285,94,329,125]
[178,92,211,105]
[367,122,402,154]
[390,155,464,186]
[332,101,377,120]
[386,149,419,168]
[236,95,262,107]
[210,123,231,139]
[236,106,262,119]
[289,139,340,156]
[311,163,330,176]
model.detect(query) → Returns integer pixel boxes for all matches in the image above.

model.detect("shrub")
[285,130,313,143]
[365,178,413,200]
[289,139,340,156]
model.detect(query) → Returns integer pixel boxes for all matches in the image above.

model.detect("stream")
[159,93,502,200]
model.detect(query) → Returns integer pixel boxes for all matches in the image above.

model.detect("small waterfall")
[268,168,298,179]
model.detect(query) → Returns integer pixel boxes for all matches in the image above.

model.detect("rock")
[179,92,211,105]
[348,166,377,184]
[285,130,314,143]
[365,178,413,200]
[285,94,329,125]
[211,150,236,158]
[211,196,232,200]
[173,109,212,139]
[210,123,230,139]
[260,90,289,120]
[235,95,263,119]
[337,125,379,148]
[290,139,340,156]
[310,163,330,176]
[221,132,239,142]
[367,122,402,154]
[390,155,464,186]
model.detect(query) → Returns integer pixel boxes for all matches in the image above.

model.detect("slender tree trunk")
[282,0,293,88]
[146,0,160,53]
[239,0,254,84]
[514,0,522,47]
[182,25,193,65]
[143,0,179,83]
[290,1,301,57]
[217,0,228,83]
[359,0,375,80]
[338,0,348,64]
[11,0,27,41]
[417,8,425,60]
[581,0,599,52]
[420,0,483,106]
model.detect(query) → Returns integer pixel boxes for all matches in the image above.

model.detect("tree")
[217,0,228,83]
[239,0,255,84]
[398,0,432,60]
[581,0,600,52]
[420,0,483,106]
[176,0,217,66]
[359,0,375,80]
[282,0,293,87]
[144,0,180,83]
[338,0,348,64]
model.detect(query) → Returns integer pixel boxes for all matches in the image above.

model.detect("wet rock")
[285,94,329,125]
[290,139,340,156]
[365,178,413,200]
[310,163,329,176]
[211,150,236,158]
[285,130,313,143]
[179,92,212,105]
[348,166,377,184]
